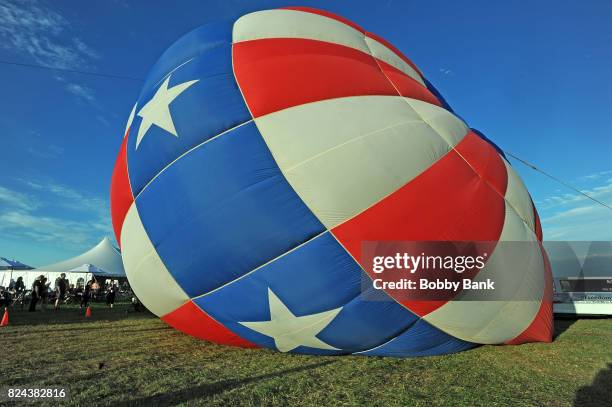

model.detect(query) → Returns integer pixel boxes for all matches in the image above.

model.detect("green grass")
[1,303,610,406]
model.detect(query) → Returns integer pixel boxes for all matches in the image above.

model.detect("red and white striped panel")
[254,96,468,228]
[422,193,546,344]
[332,132,509,316]
[232,8,441,118]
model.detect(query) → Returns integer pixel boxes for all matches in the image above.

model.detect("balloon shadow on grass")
[574,363,612,407]
[553,316,577,340]
[554,315,612,340]
[36,325,171,334]
[6,305,155,327]
[116,360,337,406]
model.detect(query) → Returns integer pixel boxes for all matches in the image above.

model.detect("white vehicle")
[544,241,612,316]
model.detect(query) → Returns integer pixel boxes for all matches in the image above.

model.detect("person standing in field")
[91,279,100,301]
[80,277,95,308]
[131,292,142,313]
[54,273,69,310]
[105,282,118,308]
[40,277,49,311]
[0,286,9,308]
[14,277,25,296]
[28,275,45,312]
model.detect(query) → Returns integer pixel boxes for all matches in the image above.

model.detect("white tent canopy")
[68,263,118,277]
[0,257,32,270]
[0,237,125,289]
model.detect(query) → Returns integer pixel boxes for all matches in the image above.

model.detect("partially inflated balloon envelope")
[111,7,553,356]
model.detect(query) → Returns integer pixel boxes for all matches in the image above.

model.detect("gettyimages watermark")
[359,241,612,302]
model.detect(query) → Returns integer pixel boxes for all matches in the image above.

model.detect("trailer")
[545,241,612,316]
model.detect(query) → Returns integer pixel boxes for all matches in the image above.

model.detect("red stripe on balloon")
[232,38,439,118]
[376,59,441,107]
[162,300,258,348]
[332,132,508,317]
[454,131,508,197]
[533,203,544,241]
[279,6,424,80]
[110,134,134,248]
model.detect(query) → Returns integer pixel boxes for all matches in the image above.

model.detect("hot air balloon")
[111,7,552,356]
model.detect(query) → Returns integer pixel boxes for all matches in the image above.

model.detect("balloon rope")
[0,59,144,82]
[505,151,612,211]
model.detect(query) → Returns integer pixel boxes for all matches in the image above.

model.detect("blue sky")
[0,0,611,266]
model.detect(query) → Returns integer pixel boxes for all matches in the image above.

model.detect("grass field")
[1,303,610,406]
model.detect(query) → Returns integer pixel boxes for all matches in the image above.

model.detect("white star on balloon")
[239,288,342,353]
[135,75,199,149]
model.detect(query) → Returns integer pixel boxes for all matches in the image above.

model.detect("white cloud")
[541,207,612,240]
[542,205,601,224]
[27,144,64,159]
[24,180,110,219]
[0,180,112,248]
[0,185,39,211]
[539,176,612,240]
[578,170,612,181]
[0,0,99,69]
[538,176,612,210]
[96,114,111,127]
[0,1,103,107]
[65,83,95,103]
[0,210,106,246]
[72,37,100,60]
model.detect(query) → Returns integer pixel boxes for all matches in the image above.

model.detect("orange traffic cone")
[85,306,92,318]
[0,307,8,327]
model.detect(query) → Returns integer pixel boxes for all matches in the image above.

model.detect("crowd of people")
[0,275,136,312]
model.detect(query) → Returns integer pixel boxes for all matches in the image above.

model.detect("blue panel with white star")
[127,20,251,196]
[194,232,436,355]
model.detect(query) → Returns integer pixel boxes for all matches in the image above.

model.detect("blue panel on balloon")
[139,21,233,104]
[357,319,476,357]
[127,21,251,196]
[134,121,325,297]
[318,283,419,352]
[195,232,419,355]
